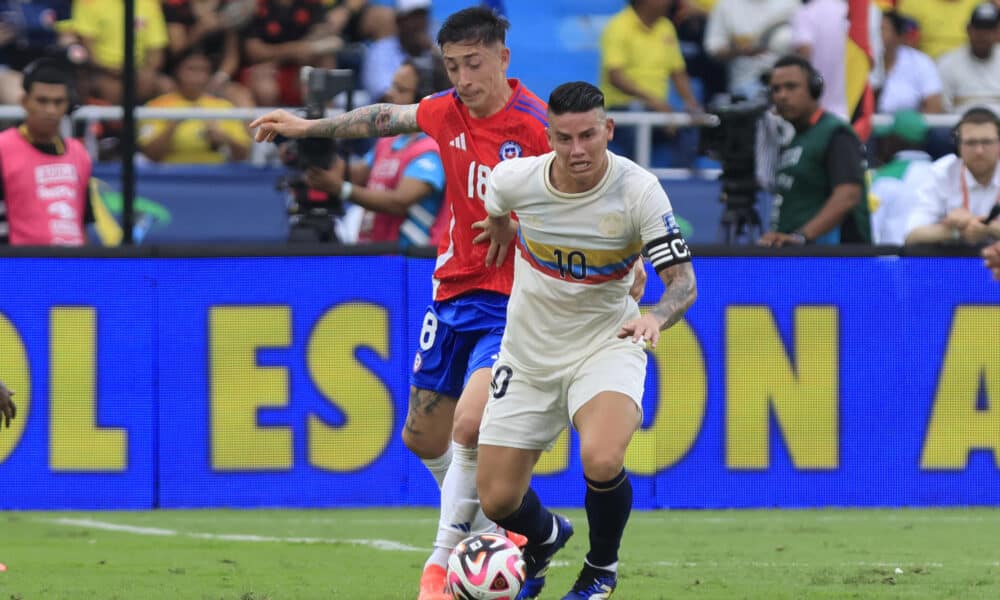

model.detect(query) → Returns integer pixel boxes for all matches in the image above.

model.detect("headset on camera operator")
[304,56,449,248]
[759,55,871,247]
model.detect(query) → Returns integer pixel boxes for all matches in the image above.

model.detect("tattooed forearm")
[650,261,697,330]
[306,103,422,139]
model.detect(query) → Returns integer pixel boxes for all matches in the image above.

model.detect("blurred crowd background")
[2,0,1000,248]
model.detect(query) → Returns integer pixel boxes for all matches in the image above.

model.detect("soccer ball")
[446,532,525,600]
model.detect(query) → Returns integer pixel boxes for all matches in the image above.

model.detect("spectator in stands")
[0,0,73,105]
[876,11,943,114]
[984,240,1000,278]
[599,0,703,165]
[242,0,342,107]
[64,0,169,104]
[870,110,934,244]
[898,0,981,59]
[791,0,850,120]
[669,0,728,105]
[758,55,870,246]
[905,106,1000,244]
[162,0,255,107]
[937,3,1000,115]
[138,47,251,164]
[305,58,449,248]
[361,0,435,103]
[704,0,799,99]
[0,379,14,432]
[0,58,93,246]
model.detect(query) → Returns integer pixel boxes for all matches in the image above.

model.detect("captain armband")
[644,232,692,273]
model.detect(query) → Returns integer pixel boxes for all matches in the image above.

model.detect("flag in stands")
[846,0,874,141]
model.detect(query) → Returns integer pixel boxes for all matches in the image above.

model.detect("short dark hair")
[956,106,1000,138]
[548,81,605,116]
[22,57,73,95]
[883,10,910,36]
[771,54,815,78]
[172,44,218,74]
[436,6,509,47]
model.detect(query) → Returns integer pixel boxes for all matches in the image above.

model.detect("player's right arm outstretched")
[250,103,422,143]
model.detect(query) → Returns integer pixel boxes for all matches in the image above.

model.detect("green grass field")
[1,508,998,599]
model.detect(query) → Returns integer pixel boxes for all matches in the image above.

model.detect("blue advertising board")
[0,255,997,509]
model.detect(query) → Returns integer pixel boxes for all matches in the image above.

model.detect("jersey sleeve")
[484,162,513,217]
[636,179,692,272]
[416,94,448,143]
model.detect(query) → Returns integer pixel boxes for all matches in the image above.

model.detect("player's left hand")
[0,381,16,431]
[472,215,517,267]
[618,314,663,349]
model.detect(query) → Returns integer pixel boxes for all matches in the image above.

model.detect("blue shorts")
[410,291,508,399]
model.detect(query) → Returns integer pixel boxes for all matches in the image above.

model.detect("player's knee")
[451,412,481,447]
[478,483,520,522]
[580,444,625,483]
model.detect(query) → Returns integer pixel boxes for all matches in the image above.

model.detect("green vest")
[773,112,871,243]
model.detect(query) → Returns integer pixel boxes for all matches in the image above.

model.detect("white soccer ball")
[446,532,525,600]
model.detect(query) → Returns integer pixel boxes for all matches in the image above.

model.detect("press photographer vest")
[0,128,90,246]
[358,134,441,248]
[773,111,871,243]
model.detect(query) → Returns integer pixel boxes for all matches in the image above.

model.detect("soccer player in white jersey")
[472,81,697,599]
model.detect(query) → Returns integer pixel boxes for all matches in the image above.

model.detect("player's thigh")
[479,360,567,453]
[477,443,542,520]
[569,342,645,480]
[452,327,505,445]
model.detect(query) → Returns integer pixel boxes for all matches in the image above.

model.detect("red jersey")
[416,79,550,302]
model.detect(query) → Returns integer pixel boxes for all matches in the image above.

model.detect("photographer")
[759,55,871,247]
[305,58,448,249]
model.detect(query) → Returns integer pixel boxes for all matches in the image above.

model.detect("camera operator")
[758,55,871,247]
[305,57,449,249]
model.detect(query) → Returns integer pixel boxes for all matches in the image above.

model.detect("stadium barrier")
[0,106,961,178]
[0,247,997,510]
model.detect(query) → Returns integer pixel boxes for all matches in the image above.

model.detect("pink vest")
[357,134,440,244]
[0,128,91,246]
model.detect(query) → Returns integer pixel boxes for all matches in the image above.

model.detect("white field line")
[654,560,1000,568]
[48,518,424,552]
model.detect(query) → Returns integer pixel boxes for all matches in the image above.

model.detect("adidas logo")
[449,133,467,150]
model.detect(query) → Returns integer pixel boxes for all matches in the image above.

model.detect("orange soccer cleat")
[418,563,453,600]
[503,528,528,549]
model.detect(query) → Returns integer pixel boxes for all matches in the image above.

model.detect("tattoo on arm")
[306,103,421,139]
[650,262,697,330]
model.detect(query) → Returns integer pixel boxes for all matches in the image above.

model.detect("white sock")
[421,444,453,489]
[433,443,482,554]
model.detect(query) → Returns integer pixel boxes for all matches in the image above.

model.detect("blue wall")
[0,255,997,509]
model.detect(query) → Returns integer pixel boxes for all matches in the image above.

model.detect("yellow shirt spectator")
[139,94,251,164]
[898,0,982,58]
[69,0,168,70]
[600,5,687,108]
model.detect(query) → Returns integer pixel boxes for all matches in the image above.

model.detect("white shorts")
[478,338,647,451]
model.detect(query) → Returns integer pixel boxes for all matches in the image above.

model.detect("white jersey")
[485,150,682,373]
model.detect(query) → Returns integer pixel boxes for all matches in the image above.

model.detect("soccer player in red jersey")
[251,7,550,599]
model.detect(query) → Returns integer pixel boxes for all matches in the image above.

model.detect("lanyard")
[959,162,1000,212]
